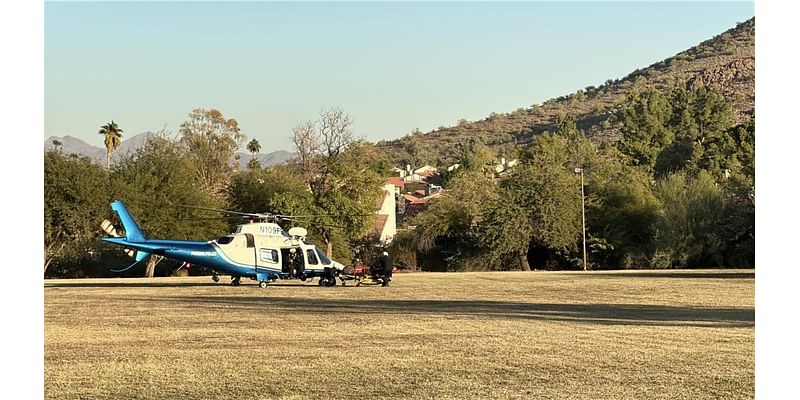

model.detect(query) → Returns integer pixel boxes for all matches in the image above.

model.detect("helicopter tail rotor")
[103,201,150,263]
[101,219,135,259]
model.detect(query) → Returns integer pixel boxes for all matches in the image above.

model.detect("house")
[401,192,441,220]
[373,183,397,243]
[413,165,438,175]
[494,158,519,175]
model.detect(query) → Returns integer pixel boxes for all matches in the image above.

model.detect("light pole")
[575,167,587,271]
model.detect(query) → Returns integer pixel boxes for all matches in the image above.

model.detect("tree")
[411,170,499,271]
[290,109,383,260]
[309,139,384,261]
[616,88,673,174]
[45,151,109,275]
[52,139,62,151]
[401,128,433,169]
[481,134,582,270]
[112,135,230,276]
[652,171,726,268]
[319,108,354,161]
[455,137,496,176]
[479,200,535,270]
[588,169,660,268]
[227,166,313,217]
[616,83,736,179]
[247,158,261,170]
[554,114,596,171]
[654,84,734,176]
[112,135,229,241]
[720,174,754,267]
[178,108,245,197]
[695,119,754,182]
[98,120,124,171]
[246,139,261,170]
[292,120,321,187]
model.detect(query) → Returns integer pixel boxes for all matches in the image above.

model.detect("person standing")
[376,251,392,287]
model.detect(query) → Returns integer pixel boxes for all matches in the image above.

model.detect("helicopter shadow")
[44,280,326,289]
[44,281,222,288]
[165,296,755,328]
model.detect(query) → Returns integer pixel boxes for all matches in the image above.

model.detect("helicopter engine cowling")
[288,227,308,240]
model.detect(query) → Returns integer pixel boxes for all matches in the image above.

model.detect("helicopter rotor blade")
[178,204,376,223]
[279,213,376,219]
[174,216,247,222]
[179,205,272,219]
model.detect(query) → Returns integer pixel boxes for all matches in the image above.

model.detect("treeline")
[45,83,754,277]
[400,82,754,271]
[45,108,389,278]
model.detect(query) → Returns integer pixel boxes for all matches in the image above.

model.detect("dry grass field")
[44,270,754,400]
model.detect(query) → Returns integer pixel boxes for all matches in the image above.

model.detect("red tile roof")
[402,194,423,204]
[385,176,405,188]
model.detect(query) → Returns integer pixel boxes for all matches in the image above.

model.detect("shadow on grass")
[161,296,754,328]
[45,281,323,288]
[45,281,221,288]
[600,271,755,280]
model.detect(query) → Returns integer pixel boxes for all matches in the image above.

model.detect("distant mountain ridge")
[377,17,755,165]
[44,133,296,168]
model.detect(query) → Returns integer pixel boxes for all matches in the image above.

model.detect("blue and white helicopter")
[101,200,347,288]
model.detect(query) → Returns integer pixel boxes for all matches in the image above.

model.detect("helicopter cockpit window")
[306,249,319,265]
[315,247,332,265]
[259,249,279,264]
[216,236,235,245]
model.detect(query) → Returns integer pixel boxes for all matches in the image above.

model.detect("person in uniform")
[374,251,392,287]
[287,248,300,278]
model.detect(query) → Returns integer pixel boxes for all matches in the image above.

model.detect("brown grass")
[45,269,754,399]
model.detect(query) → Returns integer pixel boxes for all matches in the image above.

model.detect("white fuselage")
[210,222,344,274]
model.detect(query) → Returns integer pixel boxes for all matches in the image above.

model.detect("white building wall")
[378,183,397,242]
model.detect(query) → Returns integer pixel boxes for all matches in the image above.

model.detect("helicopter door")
[258,248,280,272]
[243,234,256,273]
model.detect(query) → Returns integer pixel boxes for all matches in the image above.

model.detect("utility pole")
[575,168,588,271]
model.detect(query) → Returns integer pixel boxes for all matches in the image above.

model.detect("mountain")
[234,150,297,169]
[377,18,755,165]
[44,135,107,163]
[44,133,296,168]
[45,132,160,165]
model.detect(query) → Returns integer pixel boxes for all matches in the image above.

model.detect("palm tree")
[246,139,261,170]
[98,120,124,170]
[246,138,261,161]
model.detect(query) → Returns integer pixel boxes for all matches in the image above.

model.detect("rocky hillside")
[377,18,755,165]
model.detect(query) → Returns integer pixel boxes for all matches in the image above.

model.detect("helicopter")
[101,200,348,288]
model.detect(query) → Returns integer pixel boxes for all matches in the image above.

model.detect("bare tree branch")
[292,120,321,184]
[319,108,353,159]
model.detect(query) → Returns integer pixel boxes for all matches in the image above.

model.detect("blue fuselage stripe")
[102,238,285,278]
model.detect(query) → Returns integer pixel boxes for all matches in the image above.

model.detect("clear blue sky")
[45,1,754,152]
